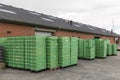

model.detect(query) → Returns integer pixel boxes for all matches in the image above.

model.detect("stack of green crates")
[70,37,78,65]
[107,44,112,56]
[0,38,7,46]
[106,40,112,56]
[5,37,24,69]
[78,39,84,58]
[95,39,107,58]
[58,37,70,67]
[25,36,46,71]
[83,40,95,59]
[112,44,117,55]
[78,39,95,59]
[46,37,58,69]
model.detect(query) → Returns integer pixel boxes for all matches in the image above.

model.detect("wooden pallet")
[47,67,59,70]
[30,69,47,73]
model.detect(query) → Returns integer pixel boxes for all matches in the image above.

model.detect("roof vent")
[65,20,73,25]
[111,29,113,35]
[69,20,72,25]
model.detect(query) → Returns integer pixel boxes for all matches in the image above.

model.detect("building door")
[35,31,52,36]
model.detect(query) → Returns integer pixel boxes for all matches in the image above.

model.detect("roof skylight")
[41,17,54,22]
[0,9,17,14]
[29,12,41,16]
[88,27,94,30]
[73,24,82,27]
[0,5,3,7]
[102,29,106,32]
[49,16,57,19]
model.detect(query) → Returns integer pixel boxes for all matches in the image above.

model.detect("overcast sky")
[1,0,120,34]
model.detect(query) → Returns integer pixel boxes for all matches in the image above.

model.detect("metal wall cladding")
[95,39,107,58]
[70,37,78,65]
[58,37,71,67]
[25,36,46,71]
[112,44,117,55]
[46,37,58,69]
[5,37,25,69]
[79,39,95,59]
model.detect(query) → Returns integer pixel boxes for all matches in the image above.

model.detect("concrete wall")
[0,23,34,37]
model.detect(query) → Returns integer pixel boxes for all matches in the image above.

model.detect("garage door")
[35,31,52,36]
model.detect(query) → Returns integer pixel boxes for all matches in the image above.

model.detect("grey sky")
[1,0,120,34]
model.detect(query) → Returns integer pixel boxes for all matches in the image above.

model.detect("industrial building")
[0,3,119,44]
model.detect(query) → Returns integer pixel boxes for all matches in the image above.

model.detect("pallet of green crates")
[0,38,8,65]
[112,44,117,56]
[5,37,25,69]
[0,38,7,46]
[107,44,112,56]
[24,36,46,72]
[46,37,58,70]
[83,40,95,60]
[95,39,107,58]
[78,39,84,59]
[58,37,71,68]
[70,37,78,65]
[106,39,112,56]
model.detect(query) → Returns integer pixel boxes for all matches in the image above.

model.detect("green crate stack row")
[46,37,58,69]
[0,36,118,72]
[112,44,117,55]
[78,39,95,59]
[95,39,107,58]
[58,37,71,67]
[25,36,46,71]
[5,37,25,69]
[70,37,78,65]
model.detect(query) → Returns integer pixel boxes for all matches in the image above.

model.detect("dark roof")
[0,3,119,37]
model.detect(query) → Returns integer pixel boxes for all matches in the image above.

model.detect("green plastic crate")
[107,44,112,56]
[4,37,25,69]
[46,36,58,69]
[78,39,84,58]
[24,36,46,71]
[112,44,117,55]
[58,37,70,67]
[83,40,95,59]
[95,39,107,58]
[0,38,7,46]
[70,37,78,65]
